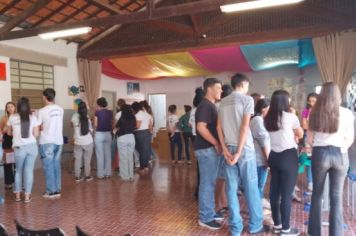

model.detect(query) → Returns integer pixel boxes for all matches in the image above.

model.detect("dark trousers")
[4,163,15,185]
[308,146,348,236]
[135,130,151,169]
[182,132,194,161]
[268,148,298,230]
[169,132,182,161]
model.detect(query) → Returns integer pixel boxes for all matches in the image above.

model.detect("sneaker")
[292,192,302,203]
[75,177,84,183]
[281,228,300,236]
[295,186,300,192]
[187,160,192,165]
[53,192,61,198]
[213,212,224,221]
[42,192,57,199]
[262,198,271,209]
[85,176,94,182]
[250,224,270,234]
[198,220,222,230]
[273,225,282,234]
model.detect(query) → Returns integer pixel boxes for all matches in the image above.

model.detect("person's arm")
[197,122,220,151]
[231,114,251,165]
[94,116,98,129]
[302,117,309,130]
[33,126,39,137]
[6,125,12,136]
[251,118,270,162]
[217,117,232,163]
[307,130,314,147]
[294,127,304,140]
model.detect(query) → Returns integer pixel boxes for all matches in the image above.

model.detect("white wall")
[0,56,11,109]
[0,37,79,109]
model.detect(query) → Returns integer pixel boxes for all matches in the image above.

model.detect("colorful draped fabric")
[102,39,316,80]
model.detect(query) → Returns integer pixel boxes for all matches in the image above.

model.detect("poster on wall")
[127,82,140,95]
[0,62,6,81]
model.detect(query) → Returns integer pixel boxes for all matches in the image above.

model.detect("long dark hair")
[254,98,270,117]
[78,101,89,136]
[140,100,153,116]
[120,105,136,121]
[309,82,340,133]
[17,97,31,138]
[193,87,204,107]
[264,90,290,131]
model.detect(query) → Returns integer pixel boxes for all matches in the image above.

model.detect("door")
[148,94,167,133]
[101,90,116,113]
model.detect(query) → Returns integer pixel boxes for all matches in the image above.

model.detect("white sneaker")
[295,186,300,192]
[308,183,313,192]
[262,198,271,209]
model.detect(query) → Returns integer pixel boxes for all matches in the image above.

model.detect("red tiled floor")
[0,160,355,236]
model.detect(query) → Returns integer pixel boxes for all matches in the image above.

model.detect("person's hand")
[222,146,233,162]
[229,152,241,166]
[214,144,222,154]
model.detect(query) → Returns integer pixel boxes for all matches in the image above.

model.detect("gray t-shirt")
[250,116,270,166]
[218,91,254,150]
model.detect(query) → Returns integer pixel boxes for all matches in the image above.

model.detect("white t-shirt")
[167,114,180,133]
[37,104,64,145]
[71,113,93,146]
[268,111,301,152]
[115,111,122,122]
[313,107,354,153]
[7,114,39,147]
[135,110,151,130]
[189,108,196,136]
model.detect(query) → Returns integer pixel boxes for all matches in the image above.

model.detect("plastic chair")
[76,225,89,236]
[15,220,67,236]
[0,223,10,236]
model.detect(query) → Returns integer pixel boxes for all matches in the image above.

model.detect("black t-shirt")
[116,117,136,137]
[194,99,219,150]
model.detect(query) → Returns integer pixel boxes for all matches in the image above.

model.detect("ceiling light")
[38,27,92,39]
[220,0,304,13]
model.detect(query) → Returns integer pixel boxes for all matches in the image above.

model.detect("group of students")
[0,87,155,203]
[192,73,354,236]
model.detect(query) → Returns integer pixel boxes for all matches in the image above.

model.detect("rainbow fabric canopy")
[102,39,316,80]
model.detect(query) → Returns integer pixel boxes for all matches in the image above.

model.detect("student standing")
[38,88,64,199]
[167,105,183,164]
[307,82,354,236]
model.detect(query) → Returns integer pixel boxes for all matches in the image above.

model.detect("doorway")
[102,90,117,113]
[148,94,167,136]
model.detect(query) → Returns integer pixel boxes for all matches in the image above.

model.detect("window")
[10,60,54,109]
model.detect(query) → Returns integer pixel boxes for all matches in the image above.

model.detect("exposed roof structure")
[0,0,355,59]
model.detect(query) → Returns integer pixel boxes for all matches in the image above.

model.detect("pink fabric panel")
[190,46,252,73]
[101,59,138,80]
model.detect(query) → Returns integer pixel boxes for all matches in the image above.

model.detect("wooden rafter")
[0,0,20,14]
[190,14,201,34]
[31,0,76,27]
[58,2,92,24]
[0,0,239,41]
[79,25,121,50]
[0,0,49,35]
[120,0,137,10]
[147,20,194,36]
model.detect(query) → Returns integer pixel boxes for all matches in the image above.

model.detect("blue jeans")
[39,143,63,194]
[195,146,220,223]
[225,146,264,235]
[307,165,313,184]
[14,143,38,194]
[95,131,112,177]
[257,166,268,198]
[117,134,136,180]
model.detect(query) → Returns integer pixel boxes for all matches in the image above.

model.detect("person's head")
[96,97,108,108]
[309,82,341,133]
[184,105,192,113]
[221,84,233,99]
[131,102,143,114]
[43,88,56,103]
[254,98,270,118]
[203,78,222,102]
[231,73,250,94]
[117,99,126,110]
[140,100,153,115]
[168,105,177,114]
[121,104,135,121]
[193,87,204,107]
[77,101,89,136]
[264,90,290,131]
[251,93,262,106]
[17,97,31,138]
[306,92,318,108]
[5,101,16,117]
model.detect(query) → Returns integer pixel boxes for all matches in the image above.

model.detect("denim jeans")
[182,132,194,161]
[117,134,136,180]
[257,165,268,198]
[268,148,298,230]
[169,132,182,161]
[225,146,264,235]
[95,131,112,177]
[195,146,220,223]
[307,165,313,184]
[39,143,63,194]
[308,146,348,236]
[134,130,151,169]
[14,143,38,194]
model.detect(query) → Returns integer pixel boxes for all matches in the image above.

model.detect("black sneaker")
[214,212,224,221]
[42,192,57,199]
[53,191,61,198]
[273,225,282,234]
[198,220,222,230]
[250,224,270,234]
[281,228,300,236]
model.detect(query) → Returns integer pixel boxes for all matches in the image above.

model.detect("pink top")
[301,108,311,119]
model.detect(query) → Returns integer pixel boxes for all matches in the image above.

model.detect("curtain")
[78,59,101,113]
[312,30,356,95]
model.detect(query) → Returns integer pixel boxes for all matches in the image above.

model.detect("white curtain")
[78,59,101,113]
[312,30,356,95]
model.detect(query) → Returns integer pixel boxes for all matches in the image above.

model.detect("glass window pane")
[43,66,53,73]
[11,68,19,75]
[10,61,18,68]
[20,70,43,77]
[11,75,19,82]
[21,77,43,84]
[21,83,43,90]
[11,82,19,89]
[20,62,42,71]
[43,72,53,79]
[44,79,53,85]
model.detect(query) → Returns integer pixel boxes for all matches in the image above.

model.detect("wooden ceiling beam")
[190,14,202,34]
[59,2,92,24]
[146,20,195,36]
[0,0,49,35]
[0,0,239,40]
[32,0,76,27]
[0,0,21,14]
[79,25,121,50]
[90,0,125,14]
[120,0,137,10]
[78,21,356,59]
